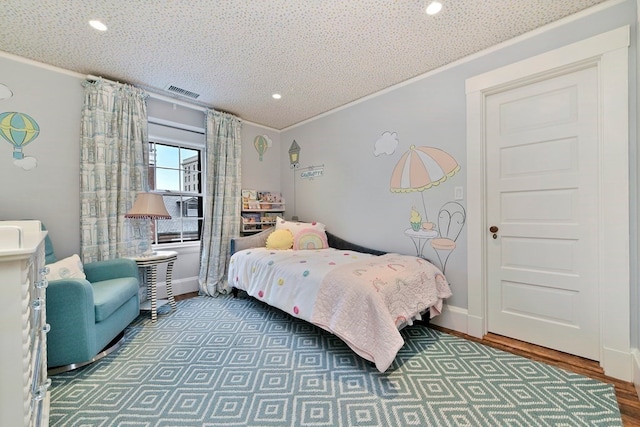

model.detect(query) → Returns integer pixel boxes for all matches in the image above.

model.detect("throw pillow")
[275,217,328,250]
[266,229,294,250]
[44,254,86,281]
[293,228,329,250]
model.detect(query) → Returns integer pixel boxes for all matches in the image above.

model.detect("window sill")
[152,241,200,255]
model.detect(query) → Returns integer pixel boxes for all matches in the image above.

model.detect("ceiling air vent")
[164,84,200,99]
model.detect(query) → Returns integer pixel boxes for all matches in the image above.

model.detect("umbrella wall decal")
[390,145,460,221]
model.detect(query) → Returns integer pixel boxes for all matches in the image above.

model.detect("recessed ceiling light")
[89,20,108,31]
[426,1,442,15]
[272,93,282,100]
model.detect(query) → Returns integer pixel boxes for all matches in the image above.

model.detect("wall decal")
[299,164,324,180]
[389,144,463,272]
[288,139,300,167]
[390,145,459,221]
[405,206,438,259]
[0,111,40,170]
[0,84,13,100]
[373,131,398,156]
[253,134,272,161]
[430,201,466,273]
[289,139,301,219]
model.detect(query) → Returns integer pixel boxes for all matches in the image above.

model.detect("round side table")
[129,251,178,322]
[404,228,438,258]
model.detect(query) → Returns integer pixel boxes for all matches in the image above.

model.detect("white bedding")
[228,247,451,372]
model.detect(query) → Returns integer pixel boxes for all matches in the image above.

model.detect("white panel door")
[485,65,599,360]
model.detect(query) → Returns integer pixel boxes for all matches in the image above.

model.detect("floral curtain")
[199,109,242,296]
[80,79,150,262]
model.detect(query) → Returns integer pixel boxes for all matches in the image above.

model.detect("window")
[148,141,203,244]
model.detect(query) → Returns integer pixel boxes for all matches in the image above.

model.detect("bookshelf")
[241,190,285,235]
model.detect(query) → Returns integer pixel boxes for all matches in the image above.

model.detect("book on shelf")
[242,212,262,230]
[256,191,284,210]
[242,189,257,209]
[261,212,280,225]
[257,191,280,202]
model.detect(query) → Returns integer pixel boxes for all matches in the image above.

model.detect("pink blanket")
[311,253,451,372]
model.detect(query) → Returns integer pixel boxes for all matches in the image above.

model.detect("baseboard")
[602,345,632,381]
[154,276,199,298]
[429,304,469,334]
[632,348,640,393]
[427,304,485,339]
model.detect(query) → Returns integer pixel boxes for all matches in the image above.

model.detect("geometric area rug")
[49,296,623,426]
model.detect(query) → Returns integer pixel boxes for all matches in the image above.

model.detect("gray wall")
[241,124,281,192]
[0,56,83,259]
[279,0,638,311]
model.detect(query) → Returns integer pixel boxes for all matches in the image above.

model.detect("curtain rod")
[146,91,208,113]
[86,74,268,127]
[85,74,208,113]
[84,75,258,122]
[86,74,119,85]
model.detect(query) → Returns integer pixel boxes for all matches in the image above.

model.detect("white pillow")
[45,254,86,281]
[276,217,328,250]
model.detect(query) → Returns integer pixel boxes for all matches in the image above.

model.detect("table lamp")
[125,192,171,256]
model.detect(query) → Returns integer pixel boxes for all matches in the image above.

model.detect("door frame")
[465,26,631,381]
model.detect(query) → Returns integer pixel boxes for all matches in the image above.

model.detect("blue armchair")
[44,229,140,372]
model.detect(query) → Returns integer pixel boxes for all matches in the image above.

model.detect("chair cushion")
[92,277,139,322]
[431,238,456,250]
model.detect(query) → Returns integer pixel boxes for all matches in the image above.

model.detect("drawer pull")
[32,298,44,311]
[33,388,45,401]
[32,379,52,402]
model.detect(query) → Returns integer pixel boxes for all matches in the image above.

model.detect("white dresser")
[0,220,50,427]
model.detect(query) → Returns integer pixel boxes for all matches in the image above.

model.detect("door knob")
[489,226,499,239]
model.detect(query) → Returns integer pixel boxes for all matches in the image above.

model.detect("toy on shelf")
[240,189,285,235]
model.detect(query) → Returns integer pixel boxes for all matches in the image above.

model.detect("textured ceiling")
[0,0,608,130]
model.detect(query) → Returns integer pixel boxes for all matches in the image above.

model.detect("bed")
[228,220,452,372]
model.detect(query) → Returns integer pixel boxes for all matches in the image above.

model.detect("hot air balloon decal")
[254,134,270,161]
[0,112,40,159]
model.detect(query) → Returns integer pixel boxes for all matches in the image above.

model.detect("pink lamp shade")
[125,192,171,219]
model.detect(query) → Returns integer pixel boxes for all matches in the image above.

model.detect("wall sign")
[300,165,324,180]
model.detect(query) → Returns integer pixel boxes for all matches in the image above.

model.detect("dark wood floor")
[176,293,639,425]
